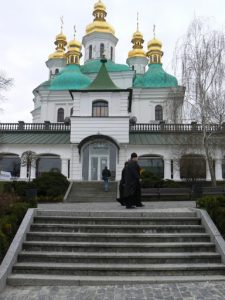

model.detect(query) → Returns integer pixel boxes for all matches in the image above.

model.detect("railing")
[0,122,224,132]
[0,122,71,131]
[129,123,225,132]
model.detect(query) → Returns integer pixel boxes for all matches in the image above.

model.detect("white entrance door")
[90,156,108,180]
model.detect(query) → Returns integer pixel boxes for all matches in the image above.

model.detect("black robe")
[123,160,141,206]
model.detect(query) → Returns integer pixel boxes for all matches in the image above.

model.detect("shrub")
[197,195,225,237]
[0,230,9,262]
[33,172,69,198]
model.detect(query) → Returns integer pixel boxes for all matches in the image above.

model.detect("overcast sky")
[1,0,225,123]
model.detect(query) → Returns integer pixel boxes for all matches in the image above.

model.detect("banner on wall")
[0,171,12,181]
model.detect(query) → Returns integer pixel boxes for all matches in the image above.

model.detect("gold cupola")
[128,14,146,58]
[85,0,115,35]
[48,19,67,59]
[146,26,163,64]
[65,27,82,65]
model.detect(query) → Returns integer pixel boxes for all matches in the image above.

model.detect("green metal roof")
[81,59,130,74]
[129,133,201,145]
[0,132,70,144]
[86,59,119,90]
[134,64,178,88]
[49,64,91,90]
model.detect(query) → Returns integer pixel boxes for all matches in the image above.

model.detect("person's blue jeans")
[103,178,109,191]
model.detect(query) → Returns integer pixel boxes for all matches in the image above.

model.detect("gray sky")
[1,0,225,123]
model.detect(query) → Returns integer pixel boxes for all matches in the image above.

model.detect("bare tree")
[174,17,225,186]
[0,71,13,101]
[21,151,37,181]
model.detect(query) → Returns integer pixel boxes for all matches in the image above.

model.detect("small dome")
[133,30,143,40]
[56,32,67,41]
[147,37,162,49]
[128,48,146,58]
[49,64,91,90]
[67,38,81,49]
[48,30,67,60]
[94,0,106,11]
[134,64,178,88]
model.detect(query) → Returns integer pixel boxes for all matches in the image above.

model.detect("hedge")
[196,195,225,237]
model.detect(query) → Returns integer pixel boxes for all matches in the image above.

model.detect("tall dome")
[85,0,115,35]
[48,20,67,60]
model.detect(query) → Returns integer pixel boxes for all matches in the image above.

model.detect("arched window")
[57,108,64,122]
[153,55,158,63]
[0,153,21,177]
[100,43,104,58]
[36,154,61,177]
[139,155,164,178]
[155,105,163,121]
[89,45,92,59]
[92,100,108,117]
[180,155,206,180]
[110,47,113,60]
[55,69,59,74]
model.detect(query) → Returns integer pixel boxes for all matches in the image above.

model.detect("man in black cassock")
[123,152,144,209]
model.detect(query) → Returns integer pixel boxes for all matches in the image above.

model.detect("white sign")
[0,171,12,181]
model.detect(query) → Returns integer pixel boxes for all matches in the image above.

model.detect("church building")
[1,0,225,182]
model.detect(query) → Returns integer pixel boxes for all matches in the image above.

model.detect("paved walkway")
[1,281,225,300]
[1,201,225,300]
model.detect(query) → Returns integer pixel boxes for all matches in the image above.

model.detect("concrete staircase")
[7,209,225,286]
[65,181,117,202]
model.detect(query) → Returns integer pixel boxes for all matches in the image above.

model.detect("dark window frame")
[92,100,108,117]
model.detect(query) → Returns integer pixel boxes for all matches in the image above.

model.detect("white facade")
[1,1,225,183]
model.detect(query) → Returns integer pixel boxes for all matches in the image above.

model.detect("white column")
[206,160,211,181]
[30,163,36,180]
[61,158,69,178]
[164,159,171,180]
[20,165,27,180]
[173,159,181,181]
[215,158,223,181]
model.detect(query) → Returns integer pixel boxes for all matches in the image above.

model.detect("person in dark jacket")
[117,161,128,206]
[123,153,144,209]
[102,166,111,192]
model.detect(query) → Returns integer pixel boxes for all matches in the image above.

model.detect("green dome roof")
[49,64,91,90]
[134,63,178,88]
[81,59,130,74]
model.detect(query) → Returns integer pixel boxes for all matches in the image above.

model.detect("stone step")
[66,182,117,202]
[7,274,225,286]
[30,223,205,233]
[18,251,221,264]
[33,216,201,225]
[22,241,216,253]
[36,210,197,218]
[26,232,210,243]
[12,262,225,276]
[66,197,116,202]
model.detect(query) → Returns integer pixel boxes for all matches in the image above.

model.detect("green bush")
[197,195,225,237]
[0,230,9,262]
[33,172,69,198]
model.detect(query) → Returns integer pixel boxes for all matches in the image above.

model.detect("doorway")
[90,155,108,180]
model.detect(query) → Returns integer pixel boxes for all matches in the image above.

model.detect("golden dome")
[67,38,81,49]
[48,31,67,60]
[132,30,143,40]
[146,37,163,64]
[147,38,162,50]
[94,0,106,12]
[128,22,145,59]
[66,35,82,65]
[128,48,146,58]
[85,0,115,35]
